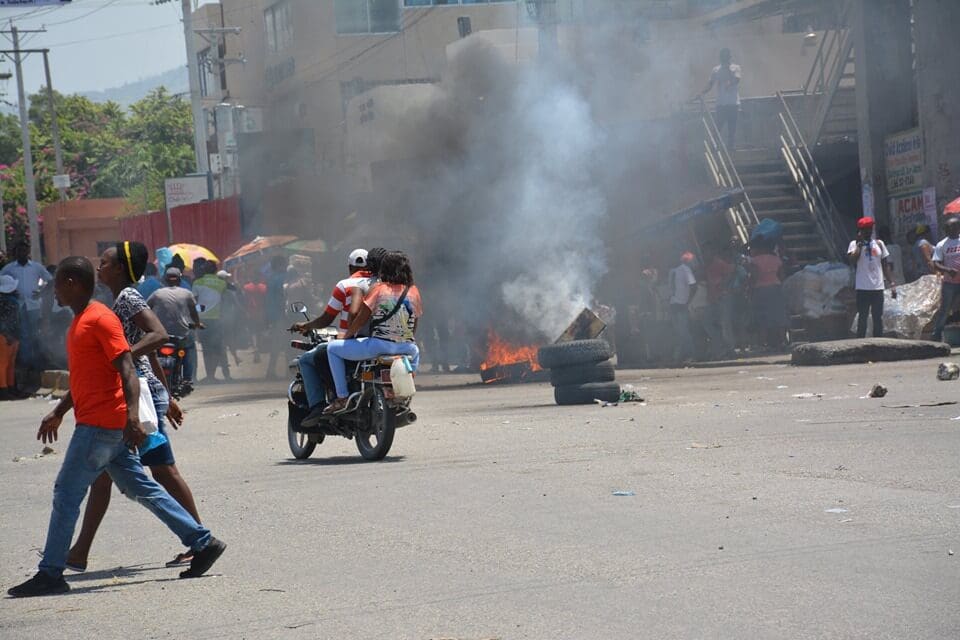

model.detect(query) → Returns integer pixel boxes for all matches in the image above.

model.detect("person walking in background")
[702,243,736,359]
[193,261,231,382]
[242,274,267,364]
[848,217,896,339]
[748,239,788,351]
[1,239,51,371]
[912,223,937,279]
[0,274,21,400]
[264,255,289,380]
[7,256,225,598]
[699,48,742,150]
[148,268,202,390]
[137,263,163,299]
[218,270,245,368]
[931,216,960,343]
[668,252,698,364]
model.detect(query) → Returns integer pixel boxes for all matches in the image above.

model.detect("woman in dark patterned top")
[65,241,205,571]
[0,274,21,399]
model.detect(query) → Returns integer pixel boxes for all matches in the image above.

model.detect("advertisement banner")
[889,190,926,242]
[884,128,923,196]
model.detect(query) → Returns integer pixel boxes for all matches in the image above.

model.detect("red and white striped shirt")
[324,272,374,331]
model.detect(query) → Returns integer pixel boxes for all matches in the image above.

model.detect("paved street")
[2,357,959,639]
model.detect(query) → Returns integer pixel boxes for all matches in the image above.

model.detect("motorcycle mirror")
[290,301,308,314]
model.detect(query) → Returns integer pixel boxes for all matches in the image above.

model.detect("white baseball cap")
[348,248,368,268]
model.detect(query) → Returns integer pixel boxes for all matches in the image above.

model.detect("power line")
[44,21,178,47]
[43,0,122,26]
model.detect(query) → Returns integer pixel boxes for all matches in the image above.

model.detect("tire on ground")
[537,339,614,370]
[553,382,621,406]
[549,361,616,387]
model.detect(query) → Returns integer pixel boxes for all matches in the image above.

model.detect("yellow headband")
[123,241,137,282]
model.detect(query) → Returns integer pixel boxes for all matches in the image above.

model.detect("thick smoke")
[392,38,608,342]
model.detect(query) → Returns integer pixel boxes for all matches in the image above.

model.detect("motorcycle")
[157,335,193,399]
[285,302,417,461]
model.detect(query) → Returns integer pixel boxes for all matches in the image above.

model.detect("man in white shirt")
[699,48,742,150]
[669,252,698,363]
[0,240,51,369]
[931,216,960,342]
[848,217,896,338]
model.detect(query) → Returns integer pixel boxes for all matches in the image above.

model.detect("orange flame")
[480,331,543,373]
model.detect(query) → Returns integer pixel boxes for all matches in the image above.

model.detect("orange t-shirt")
[67,301,131,429]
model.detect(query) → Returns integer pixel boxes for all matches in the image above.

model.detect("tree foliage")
[3,87,195,246]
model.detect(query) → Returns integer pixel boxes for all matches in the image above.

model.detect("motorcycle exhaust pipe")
[397,411,417,427]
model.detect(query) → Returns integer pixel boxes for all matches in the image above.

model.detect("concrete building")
[200,0,822,239]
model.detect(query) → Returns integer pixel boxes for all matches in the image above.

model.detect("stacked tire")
[537,339,620,406]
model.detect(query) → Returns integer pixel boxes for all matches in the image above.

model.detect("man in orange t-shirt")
[8,257,226,598]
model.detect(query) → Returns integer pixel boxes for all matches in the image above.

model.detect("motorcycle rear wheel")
[356,387,396,461]
[287,403,317,459]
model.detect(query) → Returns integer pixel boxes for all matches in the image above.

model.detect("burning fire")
[480,331,542,383]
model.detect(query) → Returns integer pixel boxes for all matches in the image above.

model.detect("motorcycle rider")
[290,247,386,427]
[147,268,203,389]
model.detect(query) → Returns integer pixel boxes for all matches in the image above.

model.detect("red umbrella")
[945,196,960,215]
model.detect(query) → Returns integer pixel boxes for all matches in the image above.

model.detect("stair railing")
[777,92,847,262]
[699,101,757,245]
[804,0,855,145]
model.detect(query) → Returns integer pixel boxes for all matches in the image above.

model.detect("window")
[336,0,401,34]
[264,1,293,53]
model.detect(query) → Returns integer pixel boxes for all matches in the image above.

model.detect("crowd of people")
[630,213,960,365]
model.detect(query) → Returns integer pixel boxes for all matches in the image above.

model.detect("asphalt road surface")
[2,358,959,639]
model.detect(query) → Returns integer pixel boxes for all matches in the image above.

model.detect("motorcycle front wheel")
[356,386,396,461]
[287,402,317,459]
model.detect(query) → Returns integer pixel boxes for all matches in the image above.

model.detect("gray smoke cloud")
[390,38,609,342]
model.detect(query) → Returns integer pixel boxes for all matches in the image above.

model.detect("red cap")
[857,217,875,230]
[681,252,695,263]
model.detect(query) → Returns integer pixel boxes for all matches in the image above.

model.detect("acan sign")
[0,1,71,5]
[164,176,209,210]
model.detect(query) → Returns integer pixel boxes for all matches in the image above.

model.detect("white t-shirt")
[848,239,889,291]
[932,237,960,285]
[669,263,697,305]
[711,64,742,106]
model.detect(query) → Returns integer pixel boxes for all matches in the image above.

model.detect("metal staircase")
[803,0,857,145]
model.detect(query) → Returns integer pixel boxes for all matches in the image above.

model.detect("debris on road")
[824,507,849,514]
[868,384,888,398]
[882,401,957,408]
[688,442,722,449]
[612,490,635,497]
[792,392,823,399]
[619,385,645,403]
[937,362,960,381]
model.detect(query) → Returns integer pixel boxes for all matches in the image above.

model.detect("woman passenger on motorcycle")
[65,241,204,571]
[325,251,422,414]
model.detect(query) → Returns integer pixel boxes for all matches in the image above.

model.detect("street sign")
[164,176,210,209]
[52,174,70,189]
[0,1,71,6]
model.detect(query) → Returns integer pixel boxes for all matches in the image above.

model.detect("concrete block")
[792,338,952,366]
[39,370,70,392]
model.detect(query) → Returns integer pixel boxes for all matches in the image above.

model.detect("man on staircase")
[699,48,742,150]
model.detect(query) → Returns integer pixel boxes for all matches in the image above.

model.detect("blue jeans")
[38,425,211,578]
[933,282,960,341]
[182,334,197,384]
[299,344,331,409]
[327,338,419,398]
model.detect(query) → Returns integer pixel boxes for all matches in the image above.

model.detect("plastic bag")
[136,377,168,455]
[849,275,943,338]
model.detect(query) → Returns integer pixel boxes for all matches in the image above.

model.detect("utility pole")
[182,0,210,175]
[530,0,559,58]
[42,51,67,202]
[8,26,42,261]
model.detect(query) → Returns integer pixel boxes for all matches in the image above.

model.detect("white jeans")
[326,337,420,398]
